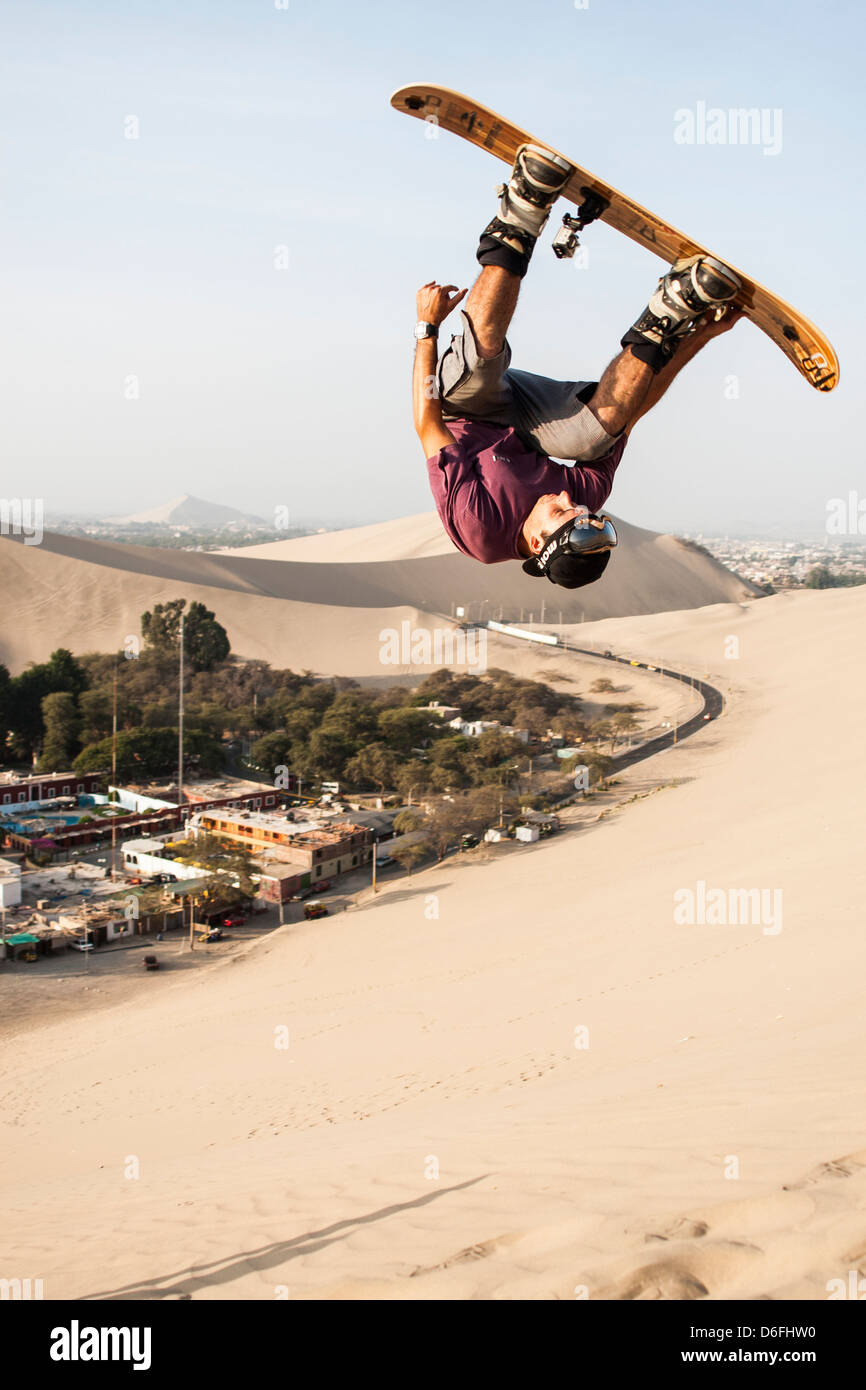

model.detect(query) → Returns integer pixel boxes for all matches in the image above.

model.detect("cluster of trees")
[0,597,641,799]
[804,565,866,589]
[247,667,589,796]
[0,599,234,773]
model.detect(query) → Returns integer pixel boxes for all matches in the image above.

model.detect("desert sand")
[2,584,864,1301]
[0,513,756,675]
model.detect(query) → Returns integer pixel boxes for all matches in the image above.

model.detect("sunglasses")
[563,513,618,556]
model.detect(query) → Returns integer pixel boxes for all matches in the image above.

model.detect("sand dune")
[1,586,864,1300]
[0,515,756,675]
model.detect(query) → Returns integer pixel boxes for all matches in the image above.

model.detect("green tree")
[249,730,293,778]
[77,688,114,745]
[6,649,86,758]
[471,728,525,768]
[73,726,223,779]
[393,758,431,802]
[38,691,80,770]
[344,743,397,794]
[377,706,437,755]
[610,711,641,747]
[169,834,258,913]
[393,808,425,833]
[141,599,230,671]
[390,841,429,875]
[0,663,10,755]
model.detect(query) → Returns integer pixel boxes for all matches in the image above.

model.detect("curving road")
[483,624,725,775]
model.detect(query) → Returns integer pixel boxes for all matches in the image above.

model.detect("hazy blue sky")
[3,0,863,535]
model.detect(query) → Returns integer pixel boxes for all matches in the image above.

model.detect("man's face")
[523,491,588,555]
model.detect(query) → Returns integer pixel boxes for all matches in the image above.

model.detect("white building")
[0,857,22,909]
[514,825,540,843]
[121,837,211,883]
[425,702,461,721]
[448,718,502,738]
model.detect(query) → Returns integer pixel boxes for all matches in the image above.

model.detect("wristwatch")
[414,321,438,341]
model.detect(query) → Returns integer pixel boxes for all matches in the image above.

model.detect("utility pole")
[371,844,378,894]
[178,611,185,822]
[110,662,117,882]
[188,892,195,950]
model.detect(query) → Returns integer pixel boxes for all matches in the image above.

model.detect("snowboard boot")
[476,143,573,278]
[621,255,742,371]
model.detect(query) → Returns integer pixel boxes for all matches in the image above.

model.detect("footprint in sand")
[784,1150,866,1190]
[617,1263,709,1300]
[645,1217,709,1243]
[410,1232,521,1277]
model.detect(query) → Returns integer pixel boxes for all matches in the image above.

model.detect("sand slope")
[0,516,756,674]
[1,586,864,1301]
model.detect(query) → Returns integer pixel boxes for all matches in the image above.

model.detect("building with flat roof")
[110,774,290,815]
[0,770,104,811]
[189,807,373,896]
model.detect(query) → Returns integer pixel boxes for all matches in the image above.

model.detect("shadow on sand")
[81,1175,489,1300]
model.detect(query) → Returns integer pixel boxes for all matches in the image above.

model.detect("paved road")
[485,625,725,775]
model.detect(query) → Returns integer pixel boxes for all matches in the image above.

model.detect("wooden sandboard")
[391,84,838,393]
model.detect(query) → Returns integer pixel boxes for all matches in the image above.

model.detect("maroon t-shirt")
[426,419,627,564]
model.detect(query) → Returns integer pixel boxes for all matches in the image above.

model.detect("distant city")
[685,536,866,592]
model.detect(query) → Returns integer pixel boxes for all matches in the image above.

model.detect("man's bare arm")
[412,281,467,458]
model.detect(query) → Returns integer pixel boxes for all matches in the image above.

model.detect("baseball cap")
[521,513,617,589]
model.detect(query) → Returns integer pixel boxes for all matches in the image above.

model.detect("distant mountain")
[106,495,266,527]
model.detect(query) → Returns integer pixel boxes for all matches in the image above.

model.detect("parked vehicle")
[303,902,329,920]
[143,954,160,970]
[221,915,245,928]
[197,929,224,943]
[70,940,94,952]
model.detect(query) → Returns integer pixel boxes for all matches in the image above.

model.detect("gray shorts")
[437,310,619,463]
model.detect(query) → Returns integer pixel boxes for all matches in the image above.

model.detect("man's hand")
[691,304,746,341]
[416,281,467,327]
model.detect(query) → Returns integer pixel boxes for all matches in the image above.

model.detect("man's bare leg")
[463,265,521,360]
[587,346,654,437]
[590,308,744,438]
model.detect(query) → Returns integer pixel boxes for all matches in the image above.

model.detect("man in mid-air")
[412,143,743,589]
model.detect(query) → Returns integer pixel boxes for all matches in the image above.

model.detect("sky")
[2,0,864,536]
